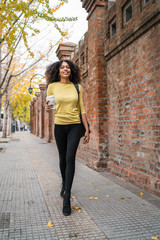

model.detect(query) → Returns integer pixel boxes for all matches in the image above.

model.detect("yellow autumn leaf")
[49,43,53,50]
[93,197,100,200]
[88,182,93,185]
[140,192,144,196]
[151,236,159,239]
[48,221,53,227]
[72,205,81,210]
[78,210,81,213]
[106,195,110,197]
[89,196,94,200]
[120,197,124,199]
[72,196,76,199]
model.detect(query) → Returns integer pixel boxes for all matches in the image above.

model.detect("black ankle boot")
[63,192,71,216]
[60,181,65,198]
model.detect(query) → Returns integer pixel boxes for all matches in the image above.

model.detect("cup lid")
[46,95,54,99]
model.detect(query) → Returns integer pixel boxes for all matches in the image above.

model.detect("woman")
[45,60,90,216]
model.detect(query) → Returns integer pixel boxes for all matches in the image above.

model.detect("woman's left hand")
[83,131,90,144]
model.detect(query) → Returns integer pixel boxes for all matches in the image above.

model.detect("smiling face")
[59,61,71,80]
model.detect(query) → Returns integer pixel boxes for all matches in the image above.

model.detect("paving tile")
[0,135,58,240]
[32,134,160,240]
[0,132,160,240]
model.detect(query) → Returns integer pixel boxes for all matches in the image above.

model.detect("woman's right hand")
[45,100,53,112]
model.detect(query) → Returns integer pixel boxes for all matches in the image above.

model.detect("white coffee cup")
[46,95,56,110]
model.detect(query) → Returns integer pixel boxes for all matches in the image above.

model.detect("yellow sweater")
[47,82,86,125]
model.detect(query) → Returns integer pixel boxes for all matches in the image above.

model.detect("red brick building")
[30,0,160,196]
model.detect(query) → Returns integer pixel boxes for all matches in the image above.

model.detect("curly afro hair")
[45,60,81,85]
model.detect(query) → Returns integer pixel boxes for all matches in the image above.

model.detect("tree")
[2,67,42,137]
[0,0,73,56]
[11,70,41,125]
[0,0,76,136]
[0,0,75,91]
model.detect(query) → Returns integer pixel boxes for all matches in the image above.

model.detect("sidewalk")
[0,132,160,240]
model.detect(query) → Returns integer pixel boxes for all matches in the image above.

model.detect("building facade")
[30,0,160,196]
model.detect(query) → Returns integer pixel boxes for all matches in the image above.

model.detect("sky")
[14,0,88,80]
[55,0,88,43]
[38,0,88,77]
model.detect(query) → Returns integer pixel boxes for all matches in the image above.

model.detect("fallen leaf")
[38,175,41,178]
[120,197,124,199]
[48,221,53,227]
[151,236,159,239]
[78,210,81,213]
[72,205,81,210]
[93,197,100,200]
[96,189,99,192]
[88,182,93,185]
[106,195,110,197]
[89,196,94,200]
[72,196,76,199]
[140,192,144,196]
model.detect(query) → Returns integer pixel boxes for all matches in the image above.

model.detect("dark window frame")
[111,19,117,38]
[144,0,150,5]
[109,15,117,40]
[122,1,133,27]
[140,0,152,12]
[86,48,88,63]
[80,52,85,66]
[125,4,132,23]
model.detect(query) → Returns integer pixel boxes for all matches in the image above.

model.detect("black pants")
[54,124,81,194]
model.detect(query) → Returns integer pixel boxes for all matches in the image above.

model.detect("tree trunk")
[0,43,2,131]
[2,103,7,138]
[2,94,8,138]
[0,95,2,131]
[7,106,11,136]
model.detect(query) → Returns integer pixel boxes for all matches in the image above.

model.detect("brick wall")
[106,26,160,194]
[30,0,160,196]
[35,92,40,137]
[103,0,160,195]
[71,1,109,169]
[39,84,47,138]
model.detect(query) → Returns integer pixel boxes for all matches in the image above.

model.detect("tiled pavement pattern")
[0,132,160,240]
[0,136,57,240]
[26,135,107,240]
[0,133,107,240]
